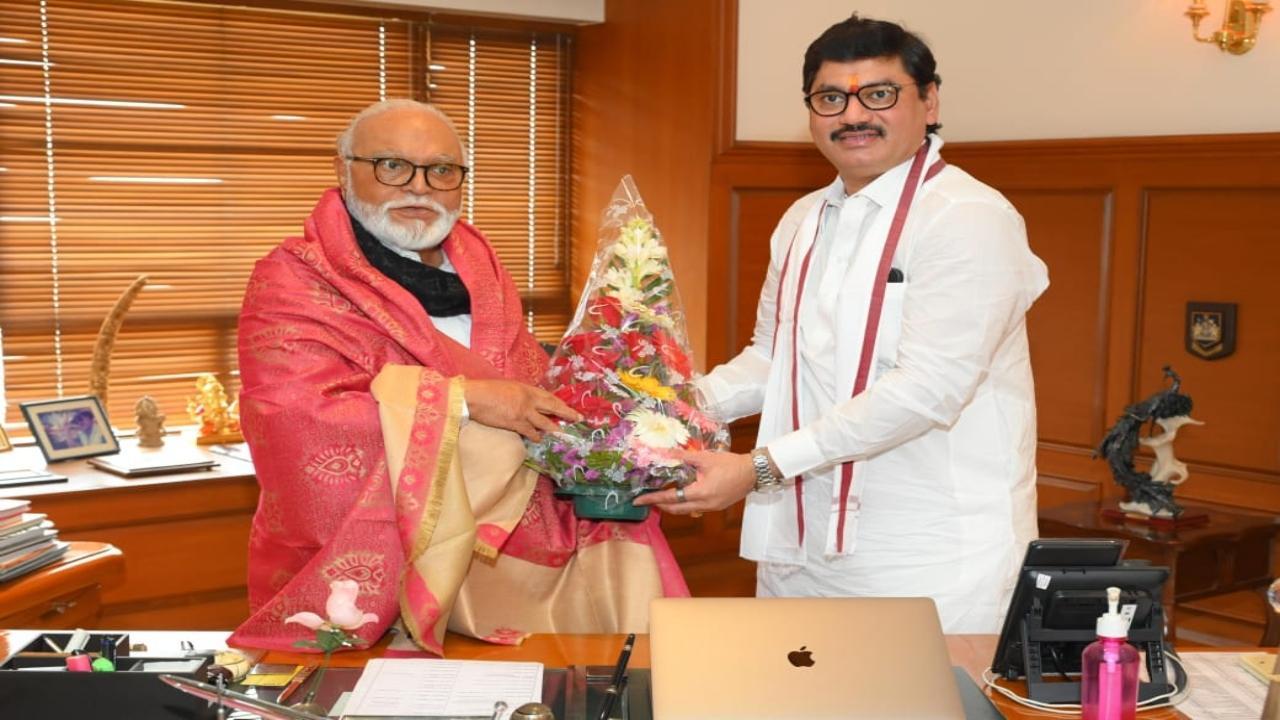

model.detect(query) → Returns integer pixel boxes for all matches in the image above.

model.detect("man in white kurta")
[636,14,1048,633]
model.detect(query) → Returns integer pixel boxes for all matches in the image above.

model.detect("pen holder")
[572,665,652,720]
[0,631,215,719]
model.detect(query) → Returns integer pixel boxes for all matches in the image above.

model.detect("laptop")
[649,597,967,719]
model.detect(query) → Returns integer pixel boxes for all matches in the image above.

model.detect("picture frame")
[0,424,11,452]
[19,395,120,462]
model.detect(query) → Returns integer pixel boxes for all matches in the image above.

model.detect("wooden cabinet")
[0,542,124,629]
[1039,500,1280,643]
[0,441,257,629]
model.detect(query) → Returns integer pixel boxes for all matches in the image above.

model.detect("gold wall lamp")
[1185,0,1271,54]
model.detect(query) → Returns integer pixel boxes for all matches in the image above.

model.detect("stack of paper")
[1175,652,1270,719]
[0,499,68,582]
[343,659,544,719]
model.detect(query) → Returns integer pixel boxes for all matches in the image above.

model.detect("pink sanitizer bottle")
[1080,586,1140,720]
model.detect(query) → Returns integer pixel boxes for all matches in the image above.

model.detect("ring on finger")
[675,486,687,503]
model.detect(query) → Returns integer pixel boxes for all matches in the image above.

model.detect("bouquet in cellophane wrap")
[526,176,729,520]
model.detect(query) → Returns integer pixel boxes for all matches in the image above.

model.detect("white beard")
[343,191,460,253]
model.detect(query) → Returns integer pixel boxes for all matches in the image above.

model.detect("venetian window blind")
[0,0,571,433]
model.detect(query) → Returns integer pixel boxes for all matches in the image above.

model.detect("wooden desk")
[0,542,123,628]
[0,629,1235,719]
[1040,500,1280,643]
[0,437,257,629]
[259,633,1197,720]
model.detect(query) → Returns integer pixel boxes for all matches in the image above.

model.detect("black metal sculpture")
[1095,366,1194,518]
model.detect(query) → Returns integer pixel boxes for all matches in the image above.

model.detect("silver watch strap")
[751,449,784,493]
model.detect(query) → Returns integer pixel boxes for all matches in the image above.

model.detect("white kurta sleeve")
[766,198,1048,479]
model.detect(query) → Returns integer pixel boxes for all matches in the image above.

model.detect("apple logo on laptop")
[787,646,815,668]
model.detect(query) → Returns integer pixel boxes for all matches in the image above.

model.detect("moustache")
[385,200,444,212]
[830,124,885,141]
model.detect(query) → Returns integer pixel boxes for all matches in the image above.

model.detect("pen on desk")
[596,633,635,720]
[277,663,318,704]
[207,444,254,464]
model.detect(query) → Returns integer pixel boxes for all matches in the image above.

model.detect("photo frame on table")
[0,424,11,452]
[19,395,120,462]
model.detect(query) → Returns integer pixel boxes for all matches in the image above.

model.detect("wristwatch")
[750,448,785,494]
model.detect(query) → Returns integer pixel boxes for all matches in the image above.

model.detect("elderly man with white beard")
[230,100,690,655]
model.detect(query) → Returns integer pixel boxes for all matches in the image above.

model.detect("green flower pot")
[556,484,650,521]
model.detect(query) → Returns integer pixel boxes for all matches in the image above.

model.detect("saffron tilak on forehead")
[846,74,860,91]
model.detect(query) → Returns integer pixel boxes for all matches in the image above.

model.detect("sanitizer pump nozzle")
[1080,586,1140,720]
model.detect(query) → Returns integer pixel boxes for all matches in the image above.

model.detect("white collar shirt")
[792,165,906,566]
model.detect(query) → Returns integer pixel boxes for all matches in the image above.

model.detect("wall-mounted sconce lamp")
[1185,0,1271,54]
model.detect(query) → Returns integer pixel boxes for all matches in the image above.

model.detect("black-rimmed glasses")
[346,156,469,191]
[803,82,918,116]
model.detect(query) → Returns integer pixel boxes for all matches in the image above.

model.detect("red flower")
[652,328,692,377]
[579,394,618,427]
[581,341,623,372]
[554,383,621,427]
[561,331,605,358]
[587,296,625,329]
[620,331,655,361]
[554,382,595,407]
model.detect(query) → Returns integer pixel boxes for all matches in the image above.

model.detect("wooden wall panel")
[573,0,722,364]
[706,147,833,366]
[1139,188,1280,475]
[1006,189,1112,449]
[727,189,804,351]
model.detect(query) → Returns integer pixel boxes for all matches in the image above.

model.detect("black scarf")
[349,213,472,318]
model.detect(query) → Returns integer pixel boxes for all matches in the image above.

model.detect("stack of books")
[0,498,69,583]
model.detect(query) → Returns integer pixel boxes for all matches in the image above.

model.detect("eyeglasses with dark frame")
[803,82,919,117]
[345,156,469,191]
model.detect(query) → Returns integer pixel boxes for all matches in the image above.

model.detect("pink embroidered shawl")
[230,189,688,654]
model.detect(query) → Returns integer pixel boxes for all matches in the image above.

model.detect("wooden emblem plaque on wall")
[1185,302,1236,360]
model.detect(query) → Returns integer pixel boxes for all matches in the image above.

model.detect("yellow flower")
[620,370,676,401]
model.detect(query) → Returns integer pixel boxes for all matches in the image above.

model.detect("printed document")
[1175,652,1269,720]
[342,658,543,719]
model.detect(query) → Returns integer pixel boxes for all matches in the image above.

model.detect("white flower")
[628,257,666,280]
[614,220,668,270]
[602,266,632,290]
[603,282,646,311]
[285,579,379,632]
[616,236,666,267]
[626,408,690,449]
[636,307,676,330]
